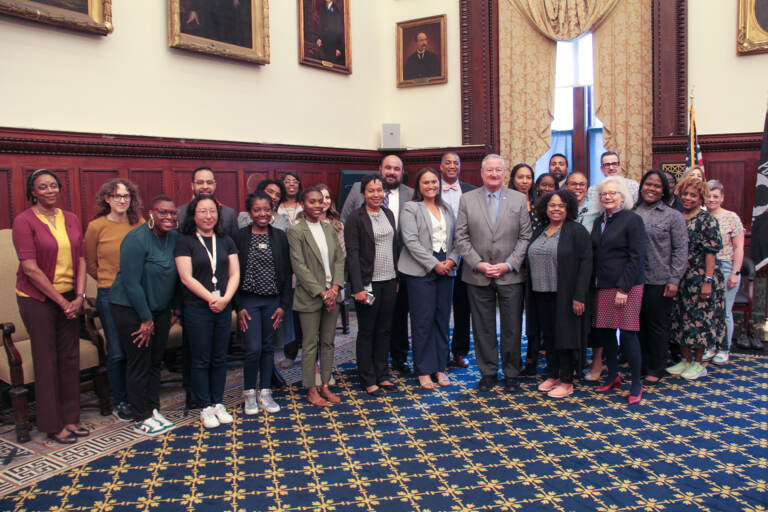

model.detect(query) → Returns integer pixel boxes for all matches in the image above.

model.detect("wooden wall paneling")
[244,171,270,195]
[130,169,166,216]
[211,170,240,213]
[0,168,11,229]
[172,169,194,207]
[79,169,119,222]
[708,161,748,218]
[652,0,687,137]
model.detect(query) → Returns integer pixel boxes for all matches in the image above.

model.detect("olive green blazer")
[287,219,345,312]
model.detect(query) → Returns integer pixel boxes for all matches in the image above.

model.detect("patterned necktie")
[488,193,497,227]
[383,189,390,209]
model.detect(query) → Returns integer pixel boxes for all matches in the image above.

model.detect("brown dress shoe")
[306,387,329,407]
[320,385,341,404]
[454,355,469,368]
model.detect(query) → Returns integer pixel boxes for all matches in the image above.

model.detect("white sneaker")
[257,389,281,413]
[201,406,220,428]
[243,389,259,415]
[712,351,730,364]
[681,361,707,380]
[133,417,166,436]
[213,403,234,424]
[152,409,175,432]
[702,348,716,361]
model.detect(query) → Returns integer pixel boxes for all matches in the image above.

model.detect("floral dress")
[670,210,725,348]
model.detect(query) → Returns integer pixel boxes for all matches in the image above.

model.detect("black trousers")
[593,327,642,394]
[389,277,410,364]
[111,304,171,422]
[357,279,397,387]
[450,263,472,358]
[639,284,673,378]
[530,292,578,383]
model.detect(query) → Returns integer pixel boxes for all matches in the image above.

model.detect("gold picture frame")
[168,0,270,65]
[0,0,112,35]
[738,0,768,55]
[298,0,351,74]
[397,14,447,88]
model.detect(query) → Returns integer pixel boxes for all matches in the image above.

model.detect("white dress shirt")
[442,182,462,218]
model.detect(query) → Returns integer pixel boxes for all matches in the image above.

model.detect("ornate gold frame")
[0,0,112,35]
[168,0,270,65]
[738,0,768,55]
[396,14,447,88]
[298,0,351,74]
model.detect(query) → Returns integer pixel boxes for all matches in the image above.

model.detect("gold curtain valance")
[507,0,622,41]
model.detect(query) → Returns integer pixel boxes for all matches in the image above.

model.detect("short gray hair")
[481,153,505,170]
[595,176,634,211]
[707,179,724,194]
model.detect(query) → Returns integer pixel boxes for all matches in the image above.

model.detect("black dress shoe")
[378,382,398,391]
[47,432,77,444]
[478,376,497,391]
[392,360,411,373]
[520,364,537,377]
[365,387,386,397]
[271,368,287,389]
[504,377,519,392]
[750,337,764,350]
[453,355,469,369]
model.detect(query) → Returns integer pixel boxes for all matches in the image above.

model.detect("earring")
[148,215,155,230]
[175,219,180,229]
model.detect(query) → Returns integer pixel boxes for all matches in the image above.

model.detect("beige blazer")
[454,186,532,286]
[287,219,345,312]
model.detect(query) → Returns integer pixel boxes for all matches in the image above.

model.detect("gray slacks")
[467,281,524,379]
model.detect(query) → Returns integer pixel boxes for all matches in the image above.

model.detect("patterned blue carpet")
[1,353,766,512]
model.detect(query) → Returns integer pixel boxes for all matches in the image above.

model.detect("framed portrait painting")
[396,14,446,88]
[0,0,112,35]
[168,0,270,65]
[298,0,351,74]
[738,0,768,54]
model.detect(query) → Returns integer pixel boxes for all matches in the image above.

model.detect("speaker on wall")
[381,123,402,150]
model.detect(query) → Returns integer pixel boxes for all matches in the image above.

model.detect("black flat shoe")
[67,427,89,437]
[47,432,77,444]
[365,387,386,397]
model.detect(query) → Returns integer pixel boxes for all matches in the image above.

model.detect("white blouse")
[430,208,448,253]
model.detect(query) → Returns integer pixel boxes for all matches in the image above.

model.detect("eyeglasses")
[601,162,620,168]
[110,193,131,202]
[194,179,216,186]
[153,208,179,217]
[567,182,588,188]
[599,191,620,198]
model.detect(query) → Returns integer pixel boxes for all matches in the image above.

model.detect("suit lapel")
[418,202,435,238]
[477,189,494,231]
[299,220,324,267]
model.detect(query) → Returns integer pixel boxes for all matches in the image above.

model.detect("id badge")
[257,243,268,250]
[211,290,221,298]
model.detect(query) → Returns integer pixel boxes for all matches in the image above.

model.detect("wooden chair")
[0,229,110,443]
[733,257,757,346]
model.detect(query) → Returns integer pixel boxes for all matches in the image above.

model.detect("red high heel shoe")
[595,376,621,393]
[628,387,643,405]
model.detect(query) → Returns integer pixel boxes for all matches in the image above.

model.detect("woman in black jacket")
[591,176,647,405]
[344,174,399,397]
[233,192,293,415]
[526,190,592,398]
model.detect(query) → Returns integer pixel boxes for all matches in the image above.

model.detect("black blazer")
[344,205,398,294]
[460,181,477,193]
[590,209,646,292]
[526,221,592,351]
[232,225,293,311]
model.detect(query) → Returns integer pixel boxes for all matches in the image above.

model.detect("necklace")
[34,206,57,226]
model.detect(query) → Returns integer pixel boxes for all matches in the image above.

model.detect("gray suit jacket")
[398,201,459,277]
[287,219,345,313]
[340,181,415,226]
[178,200,238,238]
[454,186,532,286]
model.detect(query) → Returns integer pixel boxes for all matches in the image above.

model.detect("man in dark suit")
[438,152,475,369]
[549,153,569,188]
[455,154,532,392]
[403,32,440,80]
[316,0,344,63]
[341,155,414,373]
[177,166,239,238]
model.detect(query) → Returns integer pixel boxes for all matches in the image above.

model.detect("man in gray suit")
[455,154,532,391]
[340,154,415,373]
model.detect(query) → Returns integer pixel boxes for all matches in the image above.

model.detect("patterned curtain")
[499,0,652,183]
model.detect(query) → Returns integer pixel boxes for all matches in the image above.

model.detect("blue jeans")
[97,287,126,404]
[240,294,279,390]
[717,259,740,351]
[183,304,232,407]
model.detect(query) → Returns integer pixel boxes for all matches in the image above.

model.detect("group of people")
[12,151,743,442]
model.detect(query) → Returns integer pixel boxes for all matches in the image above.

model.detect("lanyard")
[196,232,218,289]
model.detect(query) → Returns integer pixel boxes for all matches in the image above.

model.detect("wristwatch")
[704,276,714,283]
[78,292,87,299]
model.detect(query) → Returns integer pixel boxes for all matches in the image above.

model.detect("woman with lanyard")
[176,194,240,429]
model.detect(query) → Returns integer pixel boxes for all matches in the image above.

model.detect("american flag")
[685,104,704,168]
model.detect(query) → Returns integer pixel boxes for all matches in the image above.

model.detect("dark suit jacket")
[590,209,647,292]
[525,221,592,351]
[340,182,414,226]
[319,1,344,62]
[460,181,477,193]
[403,49,440,80]
[232,225,293,312]
[178,200,239,239]
[344,206,398,294]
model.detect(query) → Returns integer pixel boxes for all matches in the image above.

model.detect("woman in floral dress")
[668,176,725,381]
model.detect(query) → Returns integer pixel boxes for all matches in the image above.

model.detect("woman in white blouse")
[398,168,459,390]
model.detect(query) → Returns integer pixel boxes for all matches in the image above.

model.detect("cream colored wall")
[688,0,768,135]
[0,1,462,149]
